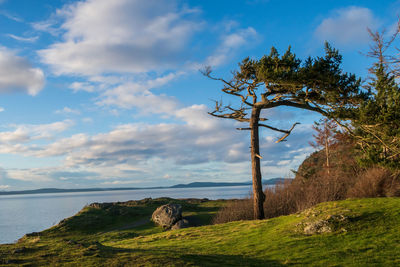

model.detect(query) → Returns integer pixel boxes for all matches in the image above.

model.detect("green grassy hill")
[1,197,399,266]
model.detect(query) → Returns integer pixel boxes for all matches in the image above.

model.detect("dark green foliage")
[225,43,364,119]
[354,64,400,168]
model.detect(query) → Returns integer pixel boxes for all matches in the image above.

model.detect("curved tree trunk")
[250,107,265,220]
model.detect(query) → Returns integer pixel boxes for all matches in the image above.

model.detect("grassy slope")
[1,197,400,266]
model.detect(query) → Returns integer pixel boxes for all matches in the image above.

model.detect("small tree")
[309,118,339,174]
[204,43,364,219]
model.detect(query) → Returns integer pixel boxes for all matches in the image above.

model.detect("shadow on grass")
[346,211,385,230]
[1,241,284,266]
[179,253,284,266]
[92,245,284,266]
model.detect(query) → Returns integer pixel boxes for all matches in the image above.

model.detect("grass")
[1,197,399,266]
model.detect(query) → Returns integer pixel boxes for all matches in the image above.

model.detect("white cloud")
[0,105,317,183]
[0,10,23,22]
[69,82,96,92]
[0,107,4,112]
[18,105,244,167]
[7,168,53,182]
[277,160,291,166]
[101,180,136,185]
[55,107,81,115]
[39,0,203,75]
[97,72,183,112]
[175,104,220,130]
[0,46,45,95]
[315,6,380,45]
[36,0,260,121]
[205,27,258,67]
[0,120,74,145]
[0,109,319,184]
[7,34,38,42]
[33,133,88,157]
[82,117,93,123]
[32,19,62,36]
[0,184,9,190]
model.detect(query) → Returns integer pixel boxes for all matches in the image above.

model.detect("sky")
[0,0,398,190]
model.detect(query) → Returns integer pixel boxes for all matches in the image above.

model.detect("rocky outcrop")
[303,220,332,235]
[297,212,348,235]
[151,204,182,229]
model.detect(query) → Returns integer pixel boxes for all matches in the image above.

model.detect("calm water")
[0,185,254,244]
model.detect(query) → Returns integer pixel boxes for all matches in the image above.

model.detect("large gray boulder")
[151,204,182,229]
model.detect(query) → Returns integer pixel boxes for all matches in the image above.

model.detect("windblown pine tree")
[205,43,364,219]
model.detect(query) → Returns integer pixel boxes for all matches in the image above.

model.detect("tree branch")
[275,122,300,143]
[259,123,290,133]
[255,100,329,116]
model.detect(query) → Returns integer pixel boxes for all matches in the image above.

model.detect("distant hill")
[170,182,251,188]
[0,178,290,196]
[171,178,289,188]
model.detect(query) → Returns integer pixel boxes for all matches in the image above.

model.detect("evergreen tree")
[350,27,400,168]
[204,43,364,219]
[354,64,400,167]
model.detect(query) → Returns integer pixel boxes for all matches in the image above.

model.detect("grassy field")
[1,197,399,266]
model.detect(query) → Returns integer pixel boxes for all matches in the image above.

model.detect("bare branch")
[275,122,300,143]
[202,66,254,107]
[258,123,290,133]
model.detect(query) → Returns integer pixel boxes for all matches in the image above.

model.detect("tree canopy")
[205,43,365,219]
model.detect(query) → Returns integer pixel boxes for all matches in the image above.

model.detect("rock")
[299,212,349,235]
[303,220,332,235]
[151,204,182,229]
[326,214,347,222]
[171,219,190,230]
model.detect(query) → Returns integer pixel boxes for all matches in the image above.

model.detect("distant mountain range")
[170,178,287,188]
[0,178,290,196]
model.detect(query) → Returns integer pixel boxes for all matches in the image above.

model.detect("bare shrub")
[264,167,358,218]
[213,166,400,224]
[347,167,400,198]
[212,198,253,224]
[264,179,299,218]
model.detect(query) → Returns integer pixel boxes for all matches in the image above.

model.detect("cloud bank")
[0,46,45,95]
[39,0,203,75]
[315,6,380,46]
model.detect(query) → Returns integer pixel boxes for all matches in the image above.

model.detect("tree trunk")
[324,126,330,175]
[250,107,265,220]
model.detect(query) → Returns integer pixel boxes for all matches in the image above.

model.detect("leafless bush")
[347,167,400,198]
[264,179,298,218]
[212,198,253,224]
[213,166,400,224]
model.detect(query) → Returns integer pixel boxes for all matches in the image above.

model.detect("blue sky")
[0,0,397,190]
